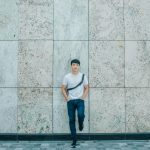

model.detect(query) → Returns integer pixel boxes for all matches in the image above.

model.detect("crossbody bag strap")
[67,74,84,92]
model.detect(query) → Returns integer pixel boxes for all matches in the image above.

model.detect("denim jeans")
[67,99,85,141]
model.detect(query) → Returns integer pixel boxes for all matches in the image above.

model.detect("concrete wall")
[0,0,150,134]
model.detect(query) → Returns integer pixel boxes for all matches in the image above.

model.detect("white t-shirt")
[62,72,88,100]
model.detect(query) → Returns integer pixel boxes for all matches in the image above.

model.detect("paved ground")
[0,140,150,150]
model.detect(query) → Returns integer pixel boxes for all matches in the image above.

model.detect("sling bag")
[67,74,84,92]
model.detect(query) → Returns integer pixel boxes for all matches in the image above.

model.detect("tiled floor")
[0,140,150,150]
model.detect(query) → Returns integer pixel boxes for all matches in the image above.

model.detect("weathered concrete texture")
[18,0,53,4]
[18,41,53,87]
[90,88,125,133]
[0,0,18,40]
[18,0,53,40]
[17,88,52,133]
[0,41,18,87]
[126,88,150,133]
[53,41,88,87]
[125,41,150,87]
[54,0,88,40]
[0,88,17,133]
[89,0,124,40]
[125,0,150,40]
[89,41,124,87]
[53,88,89,133]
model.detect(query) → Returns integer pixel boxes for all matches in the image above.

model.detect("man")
[61,59,89,148]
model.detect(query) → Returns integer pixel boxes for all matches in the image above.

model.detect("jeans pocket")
[67,99,71,103]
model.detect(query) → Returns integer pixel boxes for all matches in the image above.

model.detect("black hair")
[71,59,80,66]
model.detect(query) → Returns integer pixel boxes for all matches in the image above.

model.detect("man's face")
[71,63,80,72]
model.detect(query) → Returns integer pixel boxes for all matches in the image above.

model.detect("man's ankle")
[79,123,84,131]
[73,138,76,143]
[71,139,76,146]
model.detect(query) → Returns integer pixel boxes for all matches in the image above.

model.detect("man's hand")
[66,95,71,101]
[79,84,89,100]
[79,95,85,100]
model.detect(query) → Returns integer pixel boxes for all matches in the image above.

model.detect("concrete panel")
[125,41,150,87]
[53,88,89,133]
[53,88,69,133]
[0,0,18,40]
[125,0,150,40]
[126,88,150,132]
[18,41,53,87]
[54,0,88,40]
[0,41,18,87]
[18,0,53,40]
[0,88,17,133]
[53,41,88,87]
[89,0,124,40]
[90,88,125,133]
[89,41,124,87]
[18,88,52,133]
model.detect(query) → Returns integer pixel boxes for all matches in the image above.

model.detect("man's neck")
[71,71,79,75]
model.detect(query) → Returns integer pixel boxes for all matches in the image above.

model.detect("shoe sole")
[71,145,76,148]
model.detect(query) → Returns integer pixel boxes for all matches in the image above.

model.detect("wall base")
[0,133,150,141]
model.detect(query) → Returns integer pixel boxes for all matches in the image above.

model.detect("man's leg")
[67,100,77,143]
[77,99,85,131]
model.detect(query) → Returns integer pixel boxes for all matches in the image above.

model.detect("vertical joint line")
[88,0,90,139]
[52,0,55,135]
[123,0,126,140]
[17,3,19,141]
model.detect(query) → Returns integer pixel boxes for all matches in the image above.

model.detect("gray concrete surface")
[0,140,150,150]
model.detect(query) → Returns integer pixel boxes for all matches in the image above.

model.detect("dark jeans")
[67,99,85,141]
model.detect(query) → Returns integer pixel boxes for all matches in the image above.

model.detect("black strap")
[67,74,84,92]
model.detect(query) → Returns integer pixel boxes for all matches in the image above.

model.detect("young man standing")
[61,59,89,148]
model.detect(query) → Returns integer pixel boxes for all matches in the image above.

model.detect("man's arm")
[61,84,69,101]
[80,84,89,100]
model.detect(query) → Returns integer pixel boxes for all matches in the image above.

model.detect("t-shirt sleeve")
[62,75,68,86]
[83,75,88,86]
